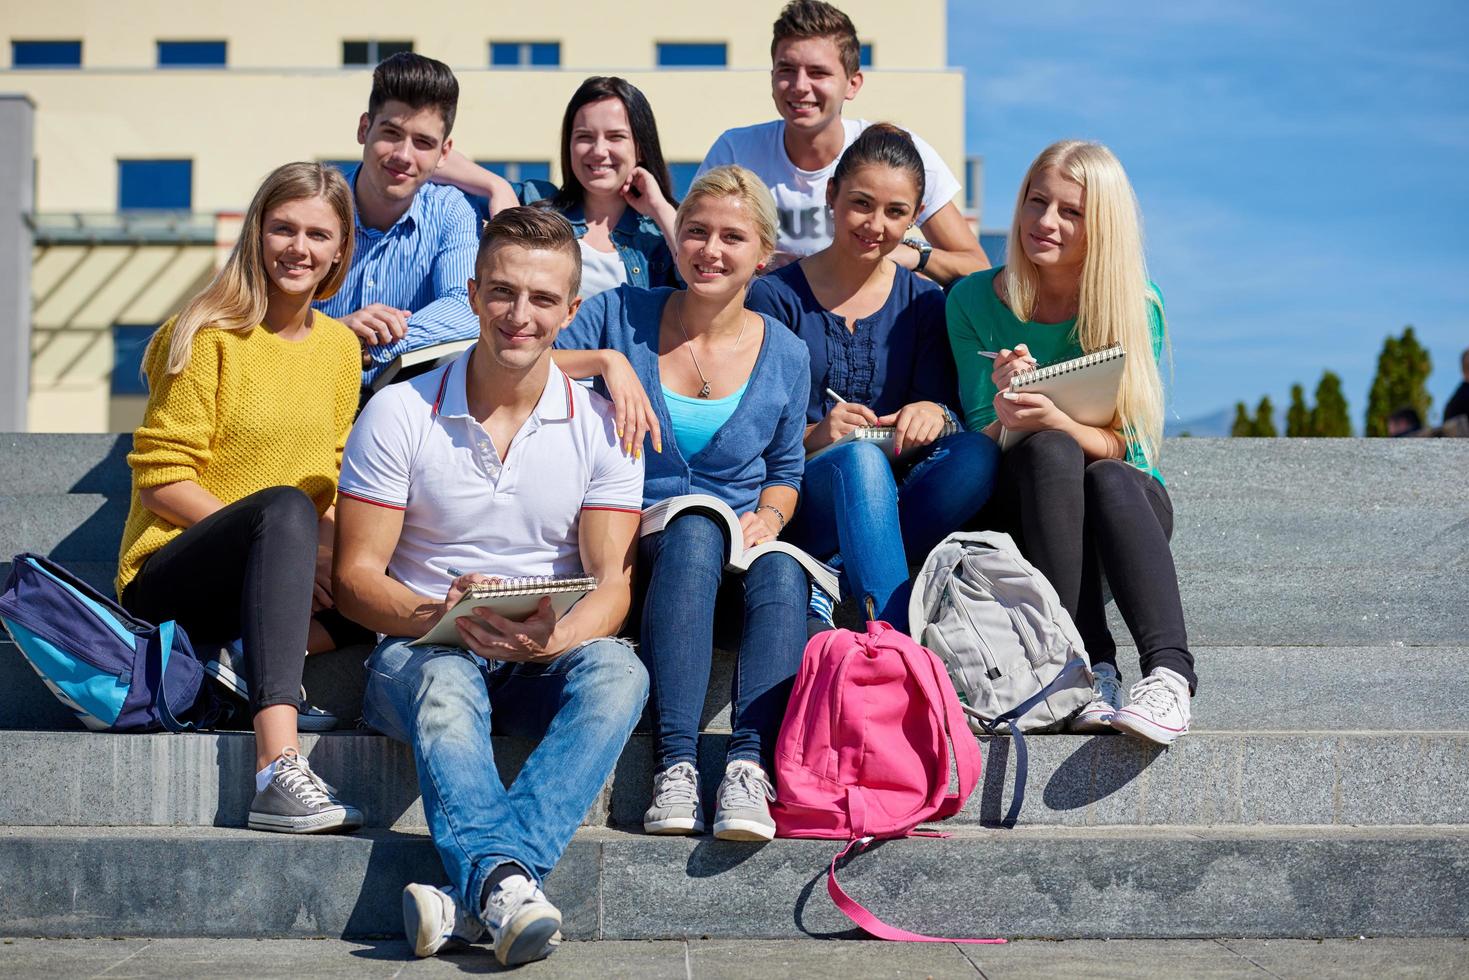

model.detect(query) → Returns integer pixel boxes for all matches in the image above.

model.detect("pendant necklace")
[674,294,749,398]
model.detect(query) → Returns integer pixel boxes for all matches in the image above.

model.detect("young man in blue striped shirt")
[315,52,482,386]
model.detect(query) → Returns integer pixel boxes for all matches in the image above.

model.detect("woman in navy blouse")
[746,124,1000,630]
[555,166,811,844]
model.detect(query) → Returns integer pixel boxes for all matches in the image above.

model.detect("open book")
[806,420,960,463]
[412,574,597,648]
[640,495,840,599]
[369,339,476,393]
[1000,345,1126,451]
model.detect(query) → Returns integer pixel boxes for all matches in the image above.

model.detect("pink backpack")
[771,622,1004,944]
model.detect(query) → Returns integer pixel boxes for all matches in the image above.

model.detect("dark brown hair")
[367,52,459,137]
[830,123,925,204]
[475,206,582,298]
[771,0,861,78]
[553,76,676,212]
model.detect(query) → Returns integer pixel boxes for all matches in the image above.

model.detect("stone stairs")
[1,434,1466,939]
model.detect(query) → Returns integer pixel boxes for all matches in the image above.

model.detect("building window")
[656,43,727,68]
[477,161,552,184]
[157,40,227,67]
[979,232,1007,266]
[342,40,413,66]
[11,40,82,67]
[111,326,155,396]
[860,43,873,68]
[490,42,560,68]
[118,160,192,211]
[668,163,701,200]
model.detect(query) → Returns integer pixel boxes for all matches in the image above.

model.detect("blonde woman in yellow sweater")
[117,162,365,834]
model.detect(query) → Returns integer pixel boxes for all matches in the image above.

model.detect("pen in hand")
[824,387,846,405]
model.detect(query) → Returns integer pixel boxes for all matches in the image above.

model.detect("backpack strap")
[827,837,1006,944]
[150,621,192,733]
[975,656,1088,827]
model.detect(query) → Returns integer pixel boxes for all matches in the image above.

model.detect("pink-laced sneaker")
[1069,662,1123,733]
[1110,668,1191,746]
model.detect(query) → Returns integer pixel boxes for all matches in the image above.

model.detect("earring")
[757,262,766,271]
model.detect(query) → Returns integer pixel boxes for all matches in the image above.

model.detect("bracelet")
[755,504,788,532]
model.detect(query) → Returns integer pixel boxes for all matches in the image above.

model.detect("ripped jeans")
[364,636,648,902]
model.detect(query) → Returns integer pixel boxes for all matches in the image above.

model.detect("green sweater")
[947,268,1165,484]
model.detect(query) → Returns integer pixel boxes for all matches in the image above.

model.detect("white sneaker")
[402,883,484,958]
[1069,662,1123,733]
[644,762,705,834]
[481,873,562,968]
[1111,667,1192,745]
[713,760,776,841]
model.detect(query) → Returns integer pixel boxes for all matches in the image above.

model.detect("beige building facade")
[5,0,966,432]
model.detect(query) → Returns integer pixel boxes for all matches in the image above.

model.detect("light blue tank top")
[662,382,749,460]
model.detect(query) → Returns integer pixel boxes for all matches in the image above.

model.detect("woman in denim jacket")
[436,76,679,296]
[555,166,811,844]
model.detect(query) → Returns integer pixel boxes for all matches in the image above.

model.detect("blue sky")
[949,0,1469,429]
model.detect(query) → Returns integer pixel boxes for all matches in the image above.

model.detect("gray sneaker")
[643,762,704,835]
[481,874,562,968]
[402,883,484,958]
[246,747,363,834]
[713,760,776,841]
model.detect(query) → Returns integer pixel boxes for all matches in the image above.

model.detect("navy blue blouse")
[746,262,959,424]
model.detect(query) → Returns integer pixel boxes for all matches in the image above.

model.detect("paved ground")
[1,938,1466,979]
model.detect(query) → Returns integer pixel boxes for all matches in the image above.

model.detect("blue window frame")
[11,40,82,67]
[477,161,552,184]
[656,43,726,68]
[668,163,701,200]
[860,43,873,68]
[980,232,1007,266]
[117,160,192,211]
[157,40,227,67]
[490,42,560,67]
[111,326,155,396]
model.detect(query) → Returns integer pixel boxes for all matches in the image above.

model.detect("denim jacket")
[469,178,677,289]
[557,285,811,513]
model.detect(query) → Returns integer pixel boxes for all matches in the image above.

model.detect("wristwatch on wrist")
[902,237,933,273]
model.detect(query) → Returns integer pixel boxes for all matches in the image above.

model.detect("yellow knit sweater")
[116,313,361,596]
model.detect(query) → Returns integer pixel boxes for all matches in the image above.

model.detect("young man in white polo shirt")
[696,0,988,285]
[333,207,647,968]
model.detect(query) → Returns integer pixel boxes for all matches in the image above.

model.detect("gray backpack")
[908,531,1095,824]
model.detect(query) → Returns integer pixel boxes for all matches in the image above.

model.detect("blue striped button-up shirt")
[314,165,482,383]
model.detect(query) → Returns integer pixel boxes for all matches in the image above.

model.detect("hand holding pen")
[808,386,880,451]
[989,343,1039,390]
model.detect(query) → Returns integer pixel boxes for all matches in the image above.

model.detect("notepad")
[999,345,1127,451]
[805,420,961,463]
[412,574,597,647]
[639,495,840,600]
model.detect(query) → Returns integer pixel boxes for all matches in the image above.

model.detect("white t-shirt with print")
[696,118,963,259]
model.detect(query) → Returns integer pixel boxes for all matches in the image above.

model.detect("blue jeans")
[363,635,647,904]
[788,430,1000,629]
[638,512,808,773]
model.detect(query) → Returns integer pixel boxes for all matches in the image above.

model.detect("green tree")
[1231,401,1255,437]
[1365,326,1433,436]
[1310,370,1352,436]
[1286,384,1311,436]
[1253,396,1278,437]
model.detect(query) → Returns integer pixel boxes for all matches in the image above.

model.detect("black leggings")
[981,430,1196,692]
[121,486,320,714]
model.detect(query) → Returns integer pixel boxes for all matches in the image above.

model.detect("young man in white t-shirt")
[696,0,989,286]
[333,208,646,968]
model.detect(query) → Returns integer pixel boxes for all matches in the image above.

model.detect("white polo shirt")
[339,348,644,599]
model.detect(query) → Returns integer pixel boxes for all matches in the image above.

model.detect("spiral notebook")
[412,574,597,647]
[806,420,961,463]
[1000,345,1126,451]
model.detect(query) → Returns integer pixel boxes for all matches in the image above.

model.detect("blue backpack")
[0,553,220,732]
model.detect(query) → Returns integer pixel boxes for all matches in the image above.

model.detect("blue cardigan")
[557,285,811,512]
[746,262,959,424]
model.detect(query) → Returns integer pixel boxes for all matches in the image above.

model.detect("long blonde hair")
[151,162,355,376]
[1002,140,1167,468]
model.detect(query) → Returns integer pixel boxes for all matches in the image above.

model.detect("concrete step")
[0,494,127,561]
[7,640,1469,734]
[0,434,131,495]
[3,727,1466,831]
[2,825,1465,940]
[4,937,1468,980]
